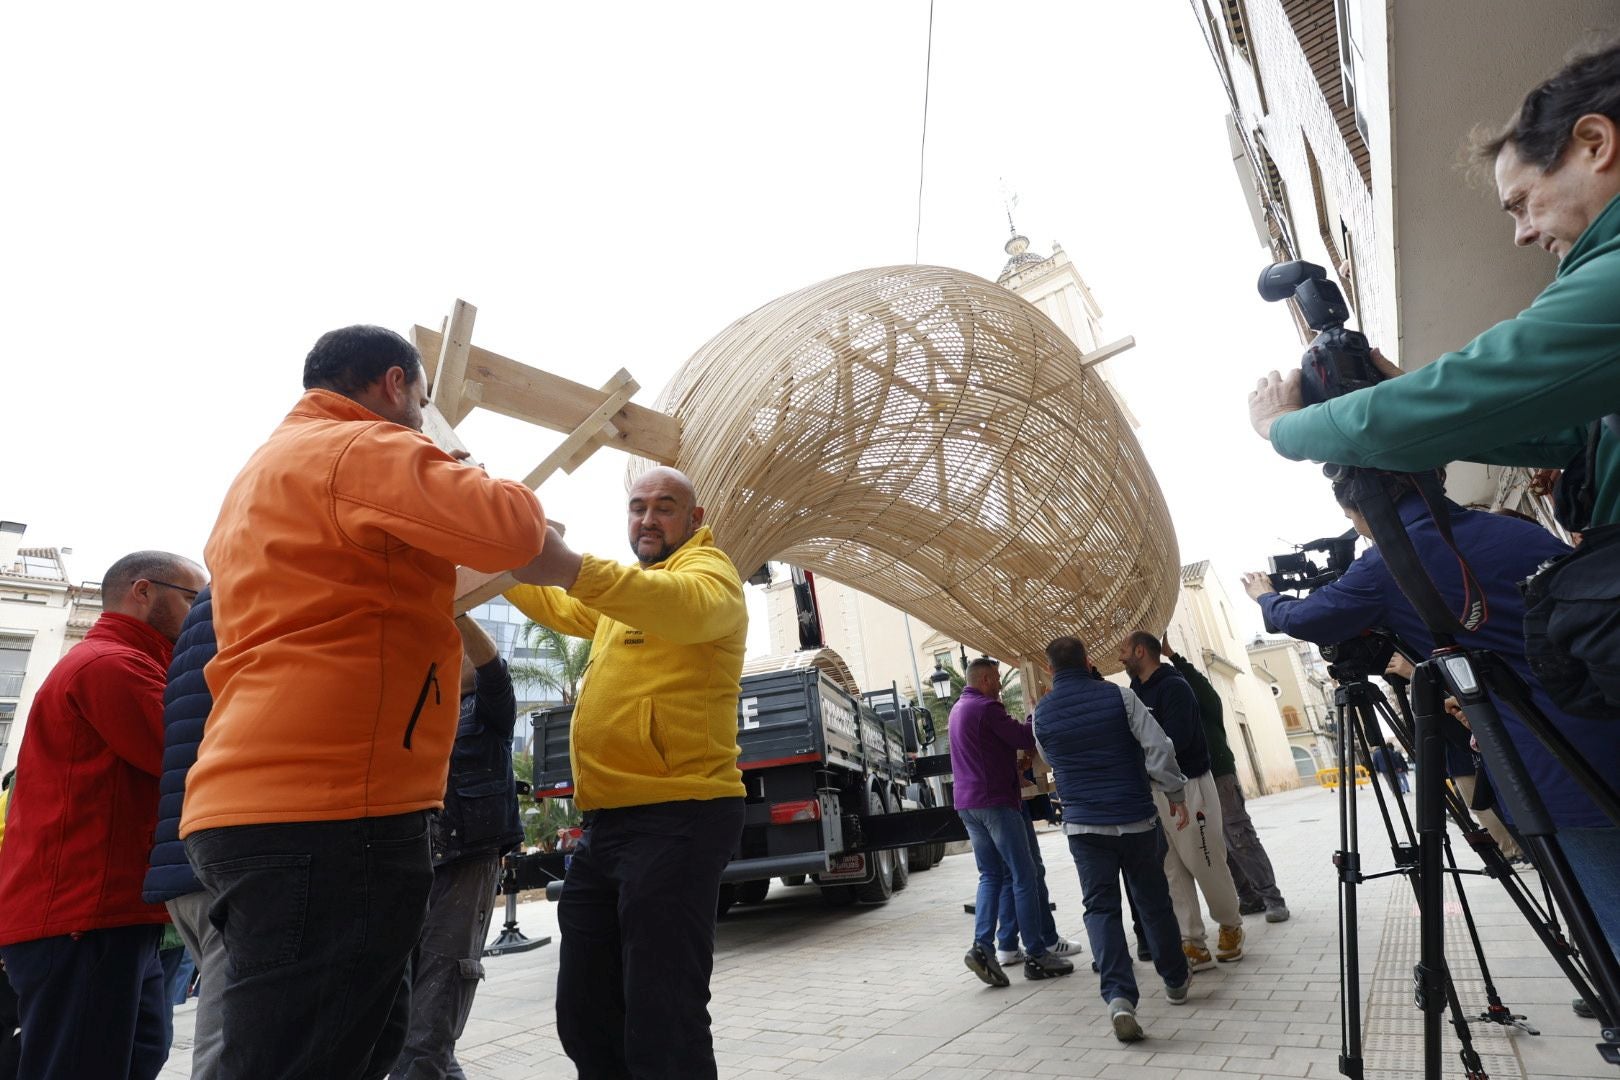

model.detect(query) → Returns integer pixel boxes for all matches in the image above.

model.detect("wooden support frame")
[407,300,675,614]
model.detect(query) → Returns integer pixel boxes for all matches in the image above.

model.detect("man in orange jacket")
[181,325,547,1080]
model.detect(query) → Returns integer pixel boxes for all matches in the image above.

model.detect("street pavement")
[162,783,1614,1079]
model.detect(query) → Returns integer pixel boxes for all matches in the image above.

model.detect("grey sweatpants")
[166,890,227,1080]
[388,852,504,1080]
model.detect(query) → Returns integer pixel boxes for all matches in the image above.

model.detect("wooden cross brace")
[407,300,682,613]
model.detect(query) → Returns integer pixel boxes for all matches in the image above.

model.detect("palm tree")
[510,621,592,705]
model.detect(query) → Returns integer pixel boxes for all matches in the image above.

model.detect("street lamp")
[928,661,952,697]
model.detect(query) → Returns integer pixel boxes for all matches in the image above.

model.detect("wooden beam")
[427,300,478,426]
[454,566,516,616]
[415,325,680,464]
[1078,335,1136,368]
[522,370,639,489]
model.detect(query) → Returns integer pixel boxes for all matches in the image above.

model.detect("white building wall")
[1163,565,1299,795]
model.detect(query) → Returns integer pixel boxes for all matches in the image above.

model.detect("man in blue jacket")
[390,613,522,1080]
[1034,636,1190,1042]
[1121,633,1245,970]
[142,587,222,1078]
[1242,471,1620,969]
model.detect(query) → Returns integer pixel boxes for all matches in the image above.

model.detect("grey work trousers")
[1215,772,1285,909]
[388,852,504,1080]
[166,890,227,1080]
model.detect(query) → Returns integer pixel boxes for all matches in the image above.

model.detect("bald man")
[508,467,748,1080]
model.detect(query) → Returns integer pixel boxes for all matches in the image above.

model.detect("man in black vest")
[1120,632,1246,970]
[390,614,522,1079]
[1034,637,1191,1042]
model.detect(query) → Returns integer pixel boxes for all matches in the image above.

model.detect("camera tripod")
[1330,661,1527,1080]
[1331,645,1620,1079]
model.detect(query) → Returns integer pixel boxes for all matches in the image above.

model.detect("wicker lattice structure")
[641,265,1179,674]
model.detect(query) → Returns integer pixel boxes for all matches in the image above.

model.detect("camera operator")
[1248,42,1620,532]
[1241,471,1620,965]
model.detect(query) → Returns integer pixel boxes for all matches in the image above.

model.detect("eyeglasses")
[148,580,200,603]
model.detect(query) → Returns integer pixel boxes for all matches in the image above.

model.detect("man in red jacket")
[0,549,206,1080]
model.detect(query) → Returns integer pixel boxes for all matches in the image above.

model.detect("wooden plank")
[455,566,518,615]
[1077,335,1136,368]
[522,371,638,488]
[420,402,472,458]
[415,325,681,464]
[428,300,478,426]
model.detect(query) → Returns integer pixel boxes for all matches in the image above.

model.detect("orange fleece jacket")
[181,389,545,834]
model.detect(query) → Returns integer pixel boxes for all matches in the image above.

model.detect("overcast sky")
[3,1,1363,654]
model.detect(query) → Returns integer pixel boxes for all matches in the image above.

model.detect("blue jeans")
[1066,826,1188,1006]
[995,805,1057,951]
[1560,826,1620,962]
[958,805,1048,958]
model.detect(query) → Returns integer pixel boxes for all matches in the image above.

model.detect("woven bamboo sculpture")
[639,265,1179,675]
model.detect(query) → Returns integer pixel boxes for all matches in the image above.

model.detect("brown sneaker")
[1216,924,1245,962]
[1182,942,1214,971]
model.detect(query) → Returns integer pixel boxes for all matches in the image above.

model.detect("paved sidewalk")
[162,784,1613,1078]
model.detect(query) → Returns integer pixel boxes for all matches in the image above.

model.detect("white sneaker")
[996,946,1025,965]
[1047,936,1084,957]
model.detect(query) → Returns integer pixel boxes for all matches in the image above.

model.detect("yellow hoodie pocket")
[638,697,671,777]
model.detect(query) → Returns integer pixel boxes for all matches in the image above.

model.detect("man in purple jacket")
[950,658,1075,986]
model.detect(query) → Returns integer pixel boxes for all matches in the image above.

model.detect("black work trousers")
[556,797,745,1080]
[186,811,433,1080]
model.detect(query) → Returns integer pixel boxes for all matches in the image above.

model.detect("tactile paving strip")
[1359,880,1528,1078]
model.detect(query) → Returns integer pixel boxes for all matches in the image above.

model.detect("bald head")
[627,467,704,565]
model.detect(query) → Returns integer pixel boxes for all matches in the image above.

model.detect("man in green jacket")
[1162,638,1290,923]
[1249,43,1620,529]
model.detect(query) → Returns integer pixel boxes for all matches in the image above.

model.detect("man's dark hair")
[302,325,423,396]
[1330,468,1438,510]
[102,550,195,599]
[1045,636,1089,672]
[965,656,999,682]
[1127,630,1160,656]
[1475,40,1620,170]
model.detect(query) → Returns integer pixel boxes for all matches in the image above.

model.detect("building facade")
[1159,561,1300,795]
[1247,635,1338,782]
[1194,0,1616,516]
[0,522,103,775]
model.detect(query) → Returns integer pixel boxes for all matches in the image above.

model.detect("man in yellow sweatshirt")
[508,466,746,1080]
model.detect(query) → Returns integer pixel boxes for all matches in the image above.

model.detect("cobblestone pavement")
[163,784,1614,1078]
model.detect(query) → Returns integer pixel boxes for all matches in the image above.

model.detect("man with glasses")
[0,550,206,1080]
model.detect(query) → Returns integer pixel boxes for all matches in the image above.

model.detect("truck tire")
[909,786,941,871]
[886,791,910,892]
[854,790,894,905]
[735,879,769,905]
[780,874,807,887]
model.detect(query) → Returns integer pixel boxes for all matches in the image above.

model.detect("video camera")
[1257,260,1384,405]
[1266,528,1359,594]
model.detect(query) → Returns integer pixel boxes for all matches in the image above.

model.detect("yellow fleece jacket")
[506,527,747,810]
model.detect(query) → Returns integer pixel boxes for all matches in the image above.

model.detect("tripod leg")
[1412,666,1449,1080]
[1335,694,1364,1080]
